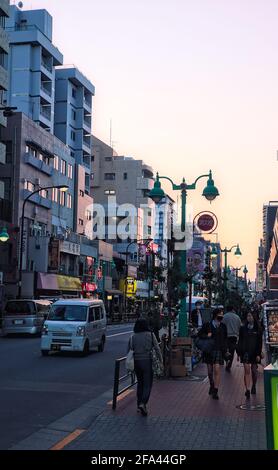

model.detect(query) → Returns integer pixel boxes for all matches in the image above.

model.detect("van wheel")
[82,340,90,356]
[98,336,105,353]
[41,350,49,357]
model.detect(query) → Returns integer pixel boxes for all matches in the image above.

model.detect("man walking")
[222,305,242,372]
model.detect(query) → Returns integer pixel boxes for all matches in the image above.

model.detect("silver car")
[2,299,52,335]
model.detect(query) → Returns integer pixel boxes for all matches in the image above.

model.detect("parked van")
[2,299,52,335]
[41,299,107,356]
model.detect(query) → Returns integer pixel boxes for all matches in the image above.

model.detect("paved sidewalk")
[66,360,267,451]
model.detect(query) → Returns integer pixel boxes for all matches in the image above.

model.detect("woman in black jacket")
[236,311,263,399]
[197,308,228,400]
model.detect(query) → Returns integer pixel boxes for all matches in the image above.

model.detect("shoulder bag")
[151,333,164,377]
[125,335,135,372]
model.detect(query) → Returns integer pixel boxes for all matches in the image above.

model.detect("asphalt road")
[0,323,133,450]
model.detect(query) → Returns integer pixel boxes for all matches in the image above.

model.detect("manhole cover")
[171,375,206,382]
[236,404,265,411]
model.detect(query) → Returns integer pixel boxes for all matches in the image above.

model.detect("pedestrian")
[190,301,204,330]
[197,308,228,400]
[236,311,263,399]
[222,304,242,372]
[127,318,163,416]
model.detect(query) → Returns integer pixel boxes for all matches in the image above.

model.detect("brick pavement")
[66,360,267,451]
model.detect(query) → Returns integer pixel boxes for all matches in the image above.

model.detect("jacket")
[128,331,163,362]
[236,324,262,359]
[198,321,228,354]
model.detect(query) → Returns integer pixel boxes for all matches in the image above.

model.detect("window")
[53,155,59,171]
[79,219,84,226]
[89,307,94,323]
[79,190,84,197]
[70,151,75,158]
[104,189,116,195]
[123,173,128,180]
[71,109,76,121]
[72,88,76,98]
[39,189,48,199]
[104,173,115,180]
[94,307,101,321]
[68,164,73,179]
[71,131,76,142]
[148,226,152,235]
[91,155,95,162]
[142,189,150,198]
[61,159,67,175]
[24,181,35,192]
[52,187,58,203]
[105,157,112,161]
[85,210,92,221]
[60,191,66,206]
[67,193,72,209]
[4,141,12,164]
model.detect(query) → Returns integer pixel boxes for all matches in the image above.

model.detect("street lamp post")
[149,170,219,337]
[124,238,153,316]
[18,184,69,299]
[230,265,248,293]
[211,244,242,308]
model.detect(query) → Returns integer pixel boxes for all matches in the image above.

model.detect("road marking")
[107,331,133,338]
[107,388,134,405]
[51,429,85,450]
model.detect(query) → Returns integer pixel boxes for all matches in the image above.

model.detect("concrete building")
[0,0,9,169]
[54,66,95,195]
[5,5,63,133]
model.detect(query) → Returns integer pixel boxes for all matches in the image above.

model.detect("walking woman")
[127,318,163,416]
[197,308,228,400]
[236,311,263,399]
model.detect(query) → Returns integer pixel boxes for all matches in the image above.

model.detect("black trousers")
[134,358,153,406]
[226,336,238,367]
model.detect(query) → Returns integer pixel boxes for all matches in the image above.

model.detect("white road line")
[107,331,133,338]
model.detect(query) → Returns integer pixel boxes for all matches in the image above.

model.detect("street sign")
[195,211,218,233]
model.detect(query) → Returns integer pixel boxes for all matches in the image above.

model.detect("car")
[2,299,52,336]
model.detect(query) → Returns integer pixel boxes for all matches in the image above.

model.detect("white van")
[40,299,107,356]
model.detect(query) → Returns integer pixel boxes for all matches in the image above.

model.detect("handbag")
[195,336,215,354]
[151,334,164,377]
[125,336,134,372]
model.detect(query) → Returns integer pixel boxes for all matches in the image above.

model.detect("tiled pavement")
[66,360,267,451]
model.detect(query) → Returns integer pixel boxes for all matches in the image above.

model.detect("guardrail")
[112,356,137,410]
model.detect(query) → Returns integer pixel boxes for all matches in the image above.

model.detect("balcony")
[22,189,52,209]
[0,29,9,54]
[83,96,92,112]
[0,63,8,91]
[41,58,53,75]
[41,82,52,98]
[136,177,154,191]
[40,105,51,122]
[24,152,53,176]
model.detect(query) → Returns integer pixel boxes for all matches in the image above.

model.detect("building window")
[104,189,116,195]
[61,159,67,175]
[123,172,128,180]
[39,189,48,199]
[142,189,150,198]
[71,109,76,121]
[85,210,92,221]
[71,131,76,142]
[72,88,76,98]
[53,155,59,171]
[52,187,58,203]
[148,226,152,235]
[67,193,72,209]
[79,218,84,226]
[91,155,95,162]
[60,191,66,206]
[79,190,84,197]
[148,209,152,217]
[24,181,35,192]
[104,173,115,181]
[70,151,75,158]
[105,157,112,161]
[68,163,73,179]
[4,141,12,164]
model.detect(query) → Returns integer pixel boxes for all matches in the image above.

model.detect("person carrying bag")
[127,318,163,416]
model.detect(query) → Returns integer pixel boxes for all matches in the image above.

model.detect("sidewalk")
[65,360,267,451]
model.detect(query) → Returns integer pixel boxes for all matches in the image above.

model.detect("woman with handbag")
[236,311,263,399]
[127,318,163,416]
[197,308,228,400]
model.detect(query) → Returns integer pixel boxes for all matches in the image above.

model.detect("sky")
[15,0,278,279]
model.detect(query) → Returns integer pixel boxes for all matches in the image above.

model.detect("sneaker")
[245,390,251,399]
[138,404,148,416]
[251,385,256,395]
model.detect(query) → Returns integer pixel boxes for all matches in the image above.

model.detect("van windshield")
[49,305,87,322]
[5,301,35,315]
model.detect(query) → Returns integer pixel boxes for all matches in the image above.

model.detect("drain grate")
[236,404,265,411]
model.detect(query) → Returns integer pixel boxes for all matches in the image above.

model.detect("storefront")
[36,272,82,298]
[105,289,123,320]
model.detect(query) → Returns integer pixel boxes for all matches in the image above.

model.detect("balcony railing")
[41,83,52,97]
[40,105,51,121]
[41,60,52,73]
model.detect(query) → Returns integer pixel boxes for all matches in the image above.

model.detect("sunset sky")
[16,0,278,279]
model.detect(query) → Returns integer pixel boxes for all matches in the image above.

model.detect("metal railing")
[112,356,137,410]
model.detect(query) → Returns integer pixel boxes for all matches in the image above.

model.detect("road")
[0,323,133,450]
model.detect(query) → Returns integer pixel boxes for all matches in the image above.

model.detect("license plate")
[14,320,24,325]
[51,345,61,351]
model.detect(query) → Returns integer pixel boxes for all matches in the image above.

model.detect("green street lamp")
[212,244,242,308]
[149,170,219,337]
[0,227,9,243]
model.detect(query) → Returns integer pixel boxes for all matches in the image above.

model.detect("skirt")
[240,352,259,364]
[203,349,224,365]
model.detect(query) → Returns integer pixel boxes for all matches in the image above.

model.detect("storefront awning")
[37,273,82,292]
